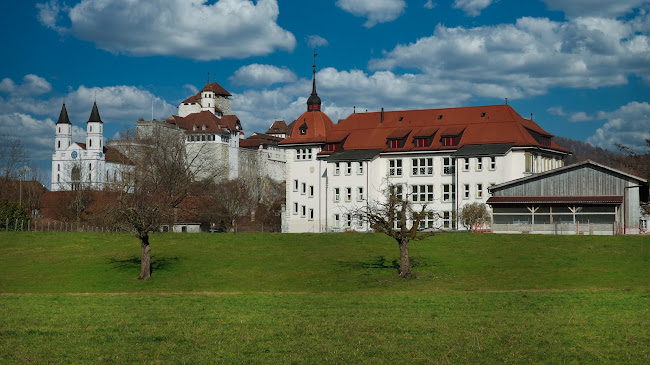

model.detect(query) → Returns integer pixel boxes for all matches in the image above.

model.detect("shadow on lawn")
[338,256,429,271]
[109,256,180,272]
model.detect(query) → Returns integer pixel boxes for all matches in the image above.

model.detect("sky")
[1,0,649,185]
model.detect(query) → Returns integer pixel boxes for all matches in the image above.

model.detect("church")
[51,102,130,192]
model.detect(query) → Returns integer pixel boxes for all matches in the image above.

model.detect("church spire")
[87,101,103,124]
[307,52,321,112]
[56,103,71,124]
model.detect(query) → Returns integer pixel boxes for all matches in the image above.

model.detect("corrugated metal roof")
[453,143,514,157]
[487,196,623,204]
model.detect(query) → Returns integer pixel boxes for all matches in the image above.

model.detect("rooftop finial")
[207,71,210,85]
[307,51,322,112]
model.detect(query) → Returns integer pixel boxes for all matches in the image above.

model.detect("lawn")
[0,232,649,363]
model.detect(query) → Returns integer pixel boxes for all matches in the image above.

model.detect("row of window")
[333,162,364,175]
[292,203,315,220]
[293,180,315,197]
[295,148,313,160]
[389,157,456,177]
[187,134,226,142]
[388,183,490,202]
[330,211,453,230]
[333,187,365,202]
[388,157,496,177]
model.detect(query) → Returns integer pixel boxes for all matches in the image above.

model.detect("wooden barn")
[487,161,648,235]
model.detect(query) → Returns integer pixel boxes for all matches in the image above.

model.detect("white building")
[280,67,571,233]
[51,103,131,192]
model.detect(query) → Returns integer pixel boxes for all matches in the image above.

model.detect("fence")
[1,218,116,233]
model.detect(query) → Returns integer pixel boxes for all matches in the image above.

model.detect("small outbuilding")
[487,160,648,235]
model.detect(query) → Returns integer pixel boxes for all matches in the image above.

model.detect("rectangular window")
[334,214,340,228]
[388,159,403,176]
[357,162,364,175]
[442,184,455,202]
[418,211,435,229]
[442,136,457,146]
[463,158,469,171]
[301,205,306,218]
[334,162,341,175]
[334,187,340,202]
[411,185,434,202]
[443,157,455,175]
[442,211,451,228]
[293,180,299,192]
[476,184,483,199]
[476,158,483,171]
[489,156,496,170]
[390,184,403,200]
[301,182,307,195]
[346,214,352,228]
[293,202,298,215]
[346,162,352,175]
[309,185,314,197]
[525,152,532,172]
[357,187,364,201]
[389,139,401,148]
[411,158,434,176]
[325,143,339,152]
[414,138,428,147]
[309,208,314,221]
[346,187,352,202]
[464,184,470,199]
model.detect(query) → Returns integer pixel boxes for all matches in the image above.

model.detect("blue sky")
[1,0,649,182]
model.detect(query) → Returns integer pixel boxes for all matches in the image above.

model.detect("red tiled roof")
[201,81,231,96]
[266,120,289,135]
[104,146,134,165]
[165,111,240,134]
[487,196,623,204]
[387,129,411,139]
[326,131,350,143]
[279,111,334,145]
[412,127,438,138]
[326,104,569,153]
[240,133,283,149]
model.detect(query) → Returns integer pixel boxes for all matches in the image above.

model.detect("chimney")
[381,108,384,123]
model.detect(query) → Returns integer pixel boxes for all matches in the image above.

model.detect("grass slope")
[1,232,649,363]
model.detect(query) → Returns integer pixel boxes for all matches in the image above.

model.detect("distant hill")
[554,136,627,170]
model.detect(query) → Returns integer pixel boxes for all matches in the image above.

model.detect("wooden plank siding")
[491,164,635,197]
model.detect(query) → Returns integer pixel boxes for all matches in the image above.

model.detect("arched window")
[71,165,81,191]
[57,174,60,182]
[90,126,93,132]
[57,164,60,172]
[89,163,92,170]
[89,139,92,147]
[58,141,61,148]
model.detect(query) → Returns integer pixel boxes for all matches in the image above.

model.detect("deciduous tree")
[459,202,492,230]
[354,185,436,278]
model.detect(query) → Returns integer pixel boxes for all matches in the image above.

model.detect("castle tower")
[55,103,72,151]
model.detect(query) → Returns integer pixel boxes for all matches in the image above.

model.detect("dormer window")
[202,125,207,131]
[193,125,197,131]
[388,139,402,148]
[414,138,429,147]
[324,143,340,152]
[299,122,308,135]
[442,136,457,146]
[481,112,486,117]
[438,115,443,120]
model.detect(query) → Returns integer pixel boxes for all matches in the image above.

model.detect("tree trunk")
[398,239,412,278]
[138,234,151,280]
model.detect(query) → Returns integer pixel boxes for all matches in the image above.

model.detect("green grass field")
[1,232,648,363]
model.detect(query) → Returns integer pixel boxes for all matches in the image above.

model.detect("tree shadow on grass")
[109,256,180,273]
[338,256,429,271]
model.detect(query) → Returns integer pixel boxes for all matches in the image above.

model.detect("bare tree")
[0,136,30,202]
[112,125,221,280]
[618,134,650,214]
[355,184,436,278]
[459,202,492,230]
[206,178,254,232]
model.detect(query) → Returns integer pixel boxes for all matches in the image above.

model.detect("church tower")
[307,53,321,112]
[86,101,103,154]
[55,103,72,151]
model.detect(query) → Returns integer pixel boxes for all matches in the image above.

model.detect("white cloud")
[0,74,52,96]
[542,0,649,18]
[183,84,199,95]
[306,35,329,49]
[230,64,297,87]
[453,0,494,17]
[587,101,650,152]
[547,106,566,116]
[424,1,435,10]
[37,0,296,60]
[336,0,406,27]
[369,15,650,98]
[567,111,594,122]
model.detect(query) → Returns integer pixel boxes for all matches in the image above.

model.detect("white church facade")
[51,102,130,192]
